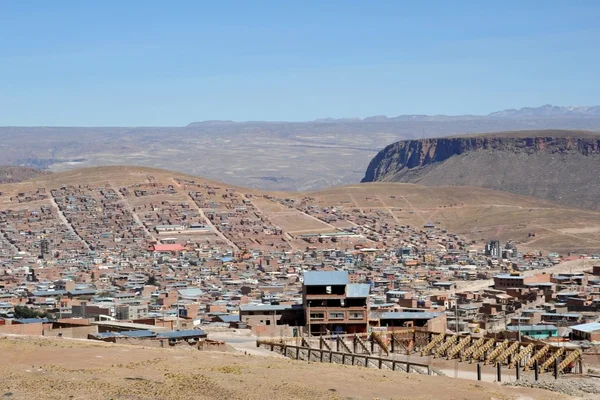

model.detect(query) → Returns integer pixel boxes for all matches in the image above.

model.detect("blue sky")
[1,1,599,126]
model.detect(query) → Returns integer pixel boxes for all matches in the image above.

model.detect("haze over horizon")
[2,1,600,126]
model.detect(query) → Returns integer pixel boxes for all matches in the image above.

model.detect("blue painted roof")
[13,318,50,324]
[157,329,207,339]
[217,314,240,323]
[507,324,558,331]
[303,271,348,286]
[346,283,370,298]
[571,322,600,333]
[95,332,120,338]
[31,290,67,297]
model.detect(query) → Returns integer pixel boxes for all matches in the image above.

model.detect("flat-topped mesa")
[362,130,600,210]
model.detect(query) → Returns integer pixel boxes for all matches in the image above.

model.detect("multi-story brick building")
[303,270,370,335]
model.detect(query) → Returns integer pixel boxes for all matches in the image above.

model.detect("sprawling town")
[1,175,599,387]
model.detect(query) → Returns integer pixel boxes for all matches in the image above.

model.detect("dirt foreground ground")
[0,335,576,400]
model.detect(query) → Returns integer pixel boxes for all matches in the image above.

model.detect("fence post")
[516,365,520,381]
[534,360,539,381]
[477,363,482,381]
[497,363,501,382]
[554,357,559,380]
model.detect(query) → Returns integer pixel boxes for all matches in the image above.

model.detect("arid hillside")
[0,335,572,400]
[362,130,600,210]
[2,165,600,254]
[0,165,49,184]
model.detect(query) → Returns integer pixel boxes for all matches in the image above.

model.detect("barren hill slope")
[0,165,49,184]
[3,165,600,253]
[0,335,571,400]
[361,130,600,210]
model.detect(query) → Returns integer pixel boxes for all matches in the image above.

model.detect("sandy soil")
[0,335,574,400]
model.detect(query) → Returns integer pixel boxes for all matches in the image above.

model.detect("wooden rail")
[257,340,437,376]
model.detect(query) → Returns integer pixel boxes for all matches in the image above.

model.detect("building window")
[266,320,271,326]
[349,312,364,320]
[310,313,325,320]
[329,312,344,320]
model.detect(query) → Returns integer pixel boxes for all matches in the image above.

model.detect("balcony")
[305,293,346,300]
[307,307,368,323]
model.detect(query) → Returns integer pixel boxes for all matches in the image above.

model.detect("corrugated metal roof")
[542,313,581,318]
[95,330,157,338]
[346,283,370,298]
[373,312,442,320]
[178,288,203,297]
[571,322,600,333]
[239,304,300,312]
[157,329,207,339]
[507,324,558,331]
[13,318,50,324]
[69,289,97,295]
[217,314,241,323]
[303,271,348,286]
[122,330,157,338]
[31,290,67,297]
[494,274,525,279]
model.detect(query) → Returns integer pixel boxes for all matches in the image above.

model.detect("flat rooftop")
[91,321,169,331]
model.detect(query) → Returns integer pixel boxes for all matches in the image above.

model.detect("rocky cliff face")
[362,131,600,210]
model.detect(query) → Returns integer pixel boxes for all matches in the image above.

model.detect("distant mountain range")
[487,105,600,118]
[4,105,600,194]
[188,105,600,126]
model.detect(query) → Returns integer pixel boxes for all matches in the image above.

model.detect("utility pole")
[307,303,311,337]
[454,298,460,334]
[176,292,180,330]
